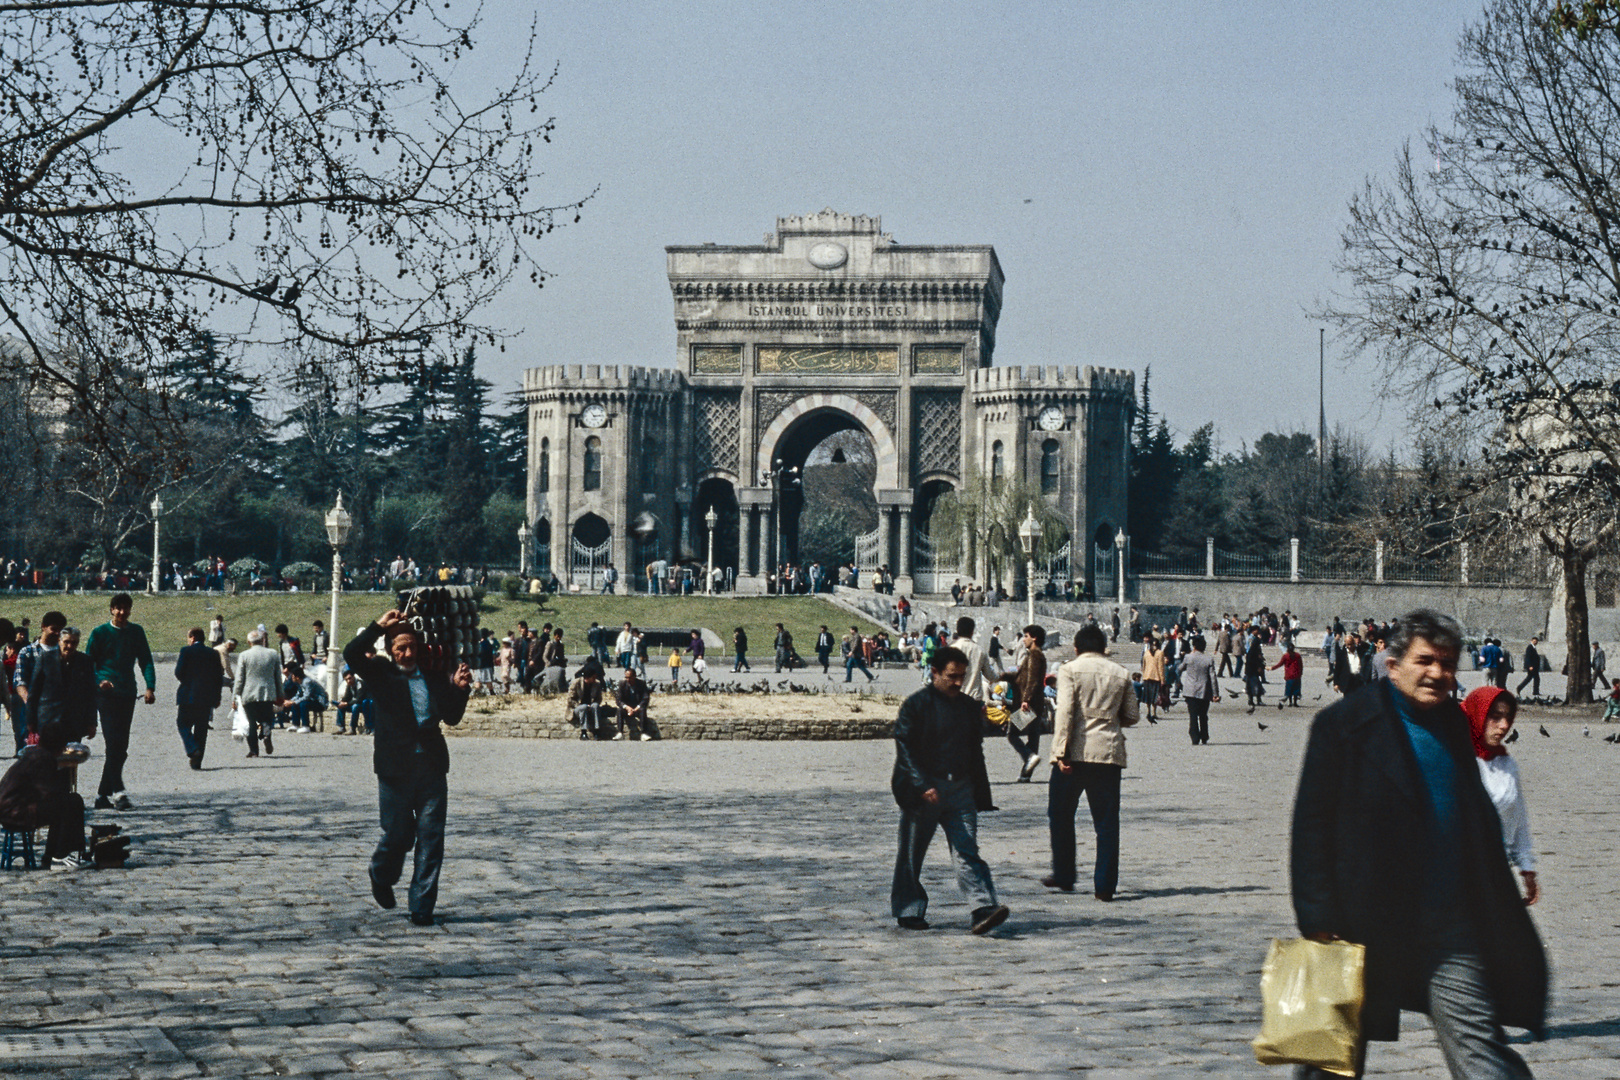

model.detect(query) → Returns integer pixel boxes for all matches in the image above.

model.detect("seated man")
[612,667,660,742]
[0,720,89,870]
[281,663,329,732]
[565,660,610,740]
[335,668,374,735]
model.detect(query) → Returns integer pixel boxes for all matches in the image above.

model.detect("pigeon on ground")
[1505,728,1519,744]
[1539,724,1551,737]
[1257,722,1269,731]
[1605,732,1620,744]
[1583,726,1591,738]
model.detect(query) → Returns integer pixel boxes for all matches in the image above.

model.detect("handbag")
[1252,938,1365,1076]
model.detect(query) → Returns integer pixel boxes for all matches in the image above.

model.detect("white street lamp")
[704,506,718,594]
[1114,528,1127,605]
[148,493,164,593]
[324,493,353,701]
[1018,508,1040,628]
[517,521,531,579]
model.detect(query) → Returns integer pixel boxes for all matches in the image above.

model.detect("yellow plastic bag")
[1252,938,1365,1076]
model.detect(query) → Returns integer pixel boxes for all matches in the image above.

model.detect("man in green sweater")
[85,593,156,811]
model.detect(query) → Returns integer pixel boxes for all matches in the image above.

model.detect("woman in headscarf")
[1461,685,1539,905]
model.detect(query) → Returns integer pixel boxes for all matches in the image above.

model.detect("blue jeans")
[373,763,449,918]
[1295,949,1532,1079]
[891,778,998,920]
[176,704,211,760]
[845,654,874,682]
[1047,761,1122,895]
[337,699,374,732]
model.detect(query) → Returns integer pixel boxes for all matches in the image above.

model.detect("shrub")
[228,557,268,579]
[500,576,521,600]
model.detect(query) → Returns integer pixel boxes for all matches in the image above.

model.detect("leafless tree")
[1326,0,1620,698]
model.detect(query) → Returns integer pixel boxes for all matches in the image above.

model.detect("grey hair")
[1387,609,1463,661]
[247,629,266,645]
[61,626,80,641]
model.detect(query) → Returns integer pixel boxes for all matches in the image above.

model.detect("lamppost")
[324,493,352,701]
[761,460,801,593]
[704,506,718,594]
[1018,508,1041,628]
[517,521,531,579]
[148,493,164,593]
[1115,528,1128,605]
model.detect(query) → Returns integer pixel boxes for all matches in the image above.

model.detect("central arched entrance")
[758,404,884,585]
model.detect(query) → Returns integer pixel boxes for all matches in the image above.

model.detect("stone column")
[676,497,692,561]
[737,506,751,577]
[1460,542,1470,585]
[758,506,772,585]
[898,508,912,577]
[1375,539,1384,584]
[1290,537,1300,582]
[879,507,894,575]
[1205,537,1215,580]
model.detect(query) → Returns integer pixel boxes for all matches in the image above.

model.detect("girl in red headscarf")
[1461,685,1539,905]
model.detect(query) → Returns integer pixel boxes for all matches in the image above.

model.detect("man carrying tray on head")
[346,607,472,928]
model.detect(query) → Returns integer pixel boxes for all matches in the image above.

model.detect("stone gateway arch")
[523,210,1135,597]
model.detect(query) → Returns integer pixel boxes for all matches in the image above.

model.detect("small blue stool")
[2,827,38,870]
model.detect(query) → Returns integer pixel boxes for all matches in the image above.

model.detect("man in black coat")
[1516,637,1541,698]
[344,610,472,927]
[174,627,223,770]
[27,626,97,744]
[890,645,1008,935]
[1291,608,1545,1079]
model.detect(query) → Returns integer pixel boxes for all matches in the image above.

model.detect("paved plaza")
[2,677,1617,1078]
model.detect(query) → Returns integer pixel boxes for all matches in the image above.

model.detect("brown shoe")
[969,905,1009,935]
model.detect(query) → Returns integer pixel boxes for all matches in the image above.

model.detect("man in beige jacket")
[1042,625,1138,901]
[948,616,999,704]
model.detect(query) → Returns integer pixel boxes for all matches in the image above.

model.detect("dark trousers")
[818,649,831,674]
[890,779,997,920]
[733,651,749,672]
[176,704,212,762]
[1047,761,1123,896]
[844,654,874,682]
[1007,716,1040,760]
[95,690,136,798]
[373,764,448,918]
[1515,669,1540,696]
[41,790,86,860]
[1186,696,1211,744]
[243,701,275,754]
[9,695,25,753]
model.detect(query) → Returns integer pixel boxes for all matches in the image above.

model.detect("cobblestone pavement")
[2,680,1617,1078]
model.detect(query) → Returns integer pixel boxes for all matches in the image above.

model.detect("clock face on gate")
[581,403,608,429]
[1037,405,1065,432]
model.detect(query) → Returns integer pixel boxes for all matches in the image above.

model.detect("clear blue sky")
[465,0,1482,454]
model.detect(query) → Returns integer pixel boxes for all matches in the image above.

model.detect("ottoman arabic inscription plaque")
[693,345,743,374]
[755,346,898,375]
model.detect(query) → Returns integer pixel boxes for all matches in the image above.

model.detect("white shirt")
[1476,754,1536,872]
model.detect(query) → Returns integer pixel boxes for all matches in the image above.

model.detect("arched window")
[1041,439,1061,494]
[583,436,602,491]
[991,440,1005,493]
[538,438,550,494]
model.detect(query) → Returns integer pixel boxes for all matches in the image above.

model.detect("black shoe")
[263,738,273,755]
[896,916,930,930]
[93,795,114,810]
[189,755,202,771]
[1039,875,1074,892]
[970,905,1010,935]
[370,870,396,910]
[246,751,259,758]
[1094,891,1114,902]
[409,912,435,927]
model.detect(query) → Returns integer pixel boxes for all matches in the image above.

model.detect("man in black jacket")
[27,626,97,744]
[1516,637,1541,698]
[890,645,1008,935]
[174,627,223,770]
[345,610,472,927]
[1291,608,1545,1079]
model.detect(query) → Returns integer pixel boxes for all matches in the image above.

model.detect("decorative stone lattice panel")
[914,391,961,477]
[694,392,740,475]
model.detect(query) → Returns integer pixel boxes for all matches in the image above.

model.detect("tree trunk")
[1562,548,1594,704]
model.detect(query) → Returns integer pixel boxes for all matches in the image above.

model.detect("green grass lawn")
[0,590,886,655]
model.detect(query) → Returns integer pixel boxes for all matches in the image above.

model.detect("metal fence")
[1131,539,1550,587]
